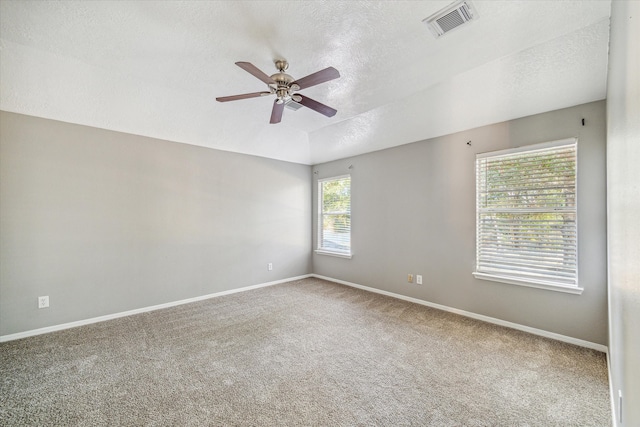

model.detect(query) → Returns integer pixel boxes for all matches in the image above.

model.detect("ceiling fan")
[216,60,340,124]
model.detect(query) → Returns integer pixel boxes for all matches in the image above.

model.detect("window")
[474,138,580,294]
[317,175,351,258]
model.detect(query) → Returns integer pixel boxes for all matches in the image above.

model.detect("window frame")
[316,174,352,259]
[473,138,582,294]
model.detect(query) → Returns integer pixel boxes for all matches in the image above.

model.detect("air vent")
[423,1,478,38]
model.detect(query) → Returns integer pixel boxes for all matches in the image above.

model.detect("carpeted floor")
[0,278,611,426]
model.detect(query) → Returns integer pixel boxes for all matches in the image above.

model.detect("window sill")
[472,272,583,295]
[315,250,352,259]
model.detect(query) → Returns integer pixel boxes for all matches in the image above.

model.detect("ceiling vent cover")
[423,1,478,38]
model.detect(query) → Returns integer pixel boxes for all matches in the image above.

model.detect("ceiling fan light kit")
[216,60,340,124]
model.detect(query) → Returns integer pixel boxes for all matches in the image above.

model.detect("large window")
[474,138,580,294]
[317,175,351,257]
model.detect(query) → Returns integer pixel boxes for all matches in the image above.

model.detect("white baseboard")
[312,274,608,353]
[0,274,312,343]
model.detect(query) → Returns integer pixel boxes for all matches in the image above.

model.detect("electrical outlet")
[38,296,49,309]
[416,275,423,285]
[408,274,413,283]
[619,390,623,423]
[268,263,273,271]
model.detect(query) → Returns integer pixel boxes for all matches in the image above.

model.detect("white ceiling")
[0,1,611,165]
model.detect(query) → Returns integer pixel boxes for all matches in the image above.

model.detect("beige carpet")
[0,278,611,426]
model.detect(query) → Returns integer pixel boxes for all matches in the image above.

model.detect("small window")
[317,175,351,258]
[473,138,581,294]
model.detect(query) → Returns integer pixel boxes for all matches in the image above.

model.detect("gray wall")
[0,101,610,348]
[0,111,312,336]
[313,100,607,345]
[607,1,640,425]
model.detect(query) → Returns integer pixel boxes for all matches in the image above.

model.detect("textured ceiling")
[0,1,611,165]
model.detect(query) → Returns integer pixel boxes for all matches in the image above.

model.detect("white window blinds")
[474,139,578,291]
[318,175,351,256]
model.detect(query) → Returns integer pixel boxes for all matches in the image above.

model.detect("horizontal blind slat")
[476,267,577,284]
[477,255,577,270]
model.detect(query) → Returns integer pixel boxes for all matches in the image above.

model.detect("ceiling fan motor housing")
[271,69,296,103]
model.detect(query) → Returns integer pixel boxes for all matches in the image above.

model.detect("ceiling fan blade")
[236,62,276,85]
[216,91,271,102]
[270,100,284,124]
[292,67,340,90]
[296,95,337,117]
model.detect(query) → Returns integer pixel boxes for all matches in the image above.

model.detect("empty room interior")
[0,1,638,426]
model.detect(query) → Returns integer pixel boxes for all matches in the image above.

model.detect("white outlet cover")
[38,296,49,308]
